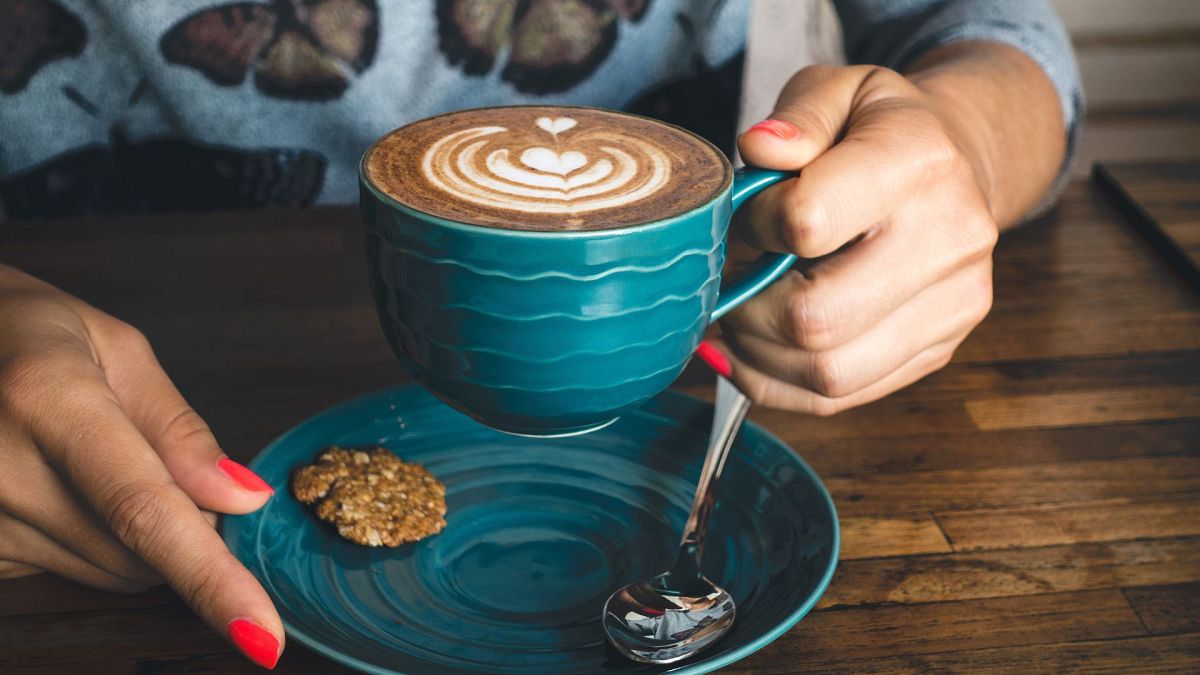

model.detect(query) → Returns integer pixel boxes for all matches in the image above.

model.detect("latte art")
[422,116,671,217]
[364,107,729,231]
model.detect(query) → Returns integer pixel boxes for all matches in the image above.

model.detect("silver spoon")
[603,372,750,664]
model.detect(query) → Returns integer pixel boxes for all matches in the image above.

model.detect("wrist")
[904,41,1067,228]
[911,73,1003,220]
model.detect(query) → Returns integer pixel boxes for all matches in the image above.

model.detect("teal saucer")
[222,386,839,674]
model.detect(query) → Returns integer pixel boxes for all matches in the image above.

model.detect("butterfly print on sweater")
[437,0,650,94]
[0,83,327,221]
[161,0,378,101]
[0,0,86,95]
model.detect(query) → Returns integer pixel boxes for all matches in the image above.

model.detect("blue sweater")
[0,0,1080,221]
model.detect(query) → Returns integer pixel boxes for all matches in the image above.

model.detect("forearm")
[906,41,1066,229]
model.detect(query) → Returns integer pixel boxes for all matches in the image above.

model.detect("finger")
[0,415,162,585]
[716,336,961,416]
[736,66,959,257]
[725,266,992,398]
[95,323,273,514]
[0,561,41,579]
[28,356,283,668]
[0,512,150,594]
[739,65,869,171]
[695,340,732,378]
[723,192,996,352]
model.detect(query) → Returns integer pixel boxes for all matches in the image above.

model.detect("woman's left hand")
[716,63,1002,415]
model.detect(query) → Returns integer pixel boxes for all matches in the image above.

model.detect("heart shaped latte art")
[520,147,588,175]
[421,115,671,216]
[535,117,577,134]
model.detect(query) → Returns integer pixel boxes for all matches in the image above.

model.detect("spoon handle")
[675,374,751,576]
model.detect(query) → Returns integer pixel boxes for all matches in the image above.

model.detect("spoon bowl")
[603,571,736,663]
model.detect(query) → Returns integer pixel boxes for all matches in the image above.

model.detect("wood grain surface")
[1,163,1198,673]
[1094,161,1200,293]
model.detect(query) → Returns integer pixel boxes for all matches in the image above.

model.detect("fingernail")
[746,119,800,141]
[228,618,281,670]
[696,341,732,378]
[217,457,274,494]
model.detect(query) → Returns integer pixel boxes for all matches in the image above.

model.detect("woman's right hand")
[0,265,284,669]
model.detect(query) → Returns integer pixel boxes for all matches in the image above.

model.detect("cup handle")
[709,167,798,322]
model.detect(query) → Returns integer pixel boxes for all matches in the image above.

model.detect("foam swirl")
[420,116,670,216]
[365,106,730,231]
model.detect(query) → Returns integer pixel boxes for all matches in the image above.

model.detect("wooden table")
[2,162,1199,673]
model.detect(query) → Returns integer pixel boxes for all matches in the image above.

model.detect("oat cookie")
[291,446,447,547]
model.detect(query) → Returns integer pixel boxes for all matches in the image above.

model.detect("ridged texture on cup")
[361,182,731,435]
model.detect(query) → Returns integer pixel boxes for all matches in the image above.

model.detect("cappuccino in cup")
[360,106,794,436]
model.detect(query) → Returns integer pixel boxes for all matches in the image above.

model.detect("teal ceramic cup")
[360,116,796,437]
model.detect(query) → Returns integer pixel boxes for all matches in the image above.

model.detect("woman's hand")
[0,265,283,669]
[719,44,1064,415]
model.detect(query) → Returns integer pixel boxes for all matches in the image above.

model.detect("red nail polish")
[217,458,274,494]
[228,618,280,670]
[746,119,800,141]
[228,619,279,662]
[696,341,732,378]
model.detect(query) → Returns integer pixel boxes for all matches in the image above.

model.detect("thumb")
[737,64,874,171]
